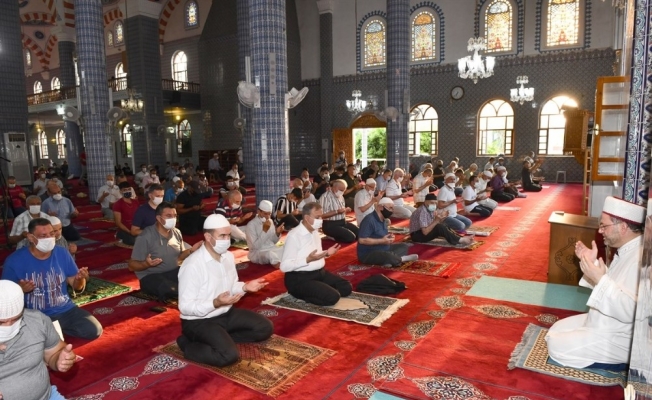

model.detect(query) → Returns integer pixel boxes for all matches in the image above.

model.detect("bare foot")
[459,235,475,245]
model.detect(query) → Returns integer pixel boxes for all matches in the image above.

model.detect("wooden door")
[592,76,628,181]
[332,128,353,166]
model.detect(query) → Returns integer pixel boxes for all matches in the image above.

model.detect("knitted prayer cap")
[379,197,394,205]
[365,178,376,186]
[204,214,230,230]
[444,173,456,180]
[602,196,646,225]
[482,170,493,178]
[0,280,24,319]
[258,200,273,212]
[496,166,506,172]
[48,216,61,226]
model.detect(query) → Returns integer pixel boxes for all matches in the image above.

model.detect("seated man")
[129,202,201,302]
[96,174,121,219]
[475,171,497,210]
[219,177,241,200]
[33,169,48,198]
[114,182,140,246]
[385,168,414,219]
[134,164,148,188]
[342,164,360,209]
[141,167,161,191]
[225,162,247,196]
[41,182,80,241]
[280,202,347,306]
[273,188,302,230]
[0,280,78,400]
[521,159,543,192]
[208,152,223,182]
[18,217,77,259]
[432,160,446,189]
[546,196,645,368]
[412,168,434,207]
[9,195,49,246]
[375,168,392,193]
[354,178,382,226]
[484,157,495,171]
[357,198,416,267]
[2,218,103,339]
[312,167,331,199]
[246,200,285,268]
[409,194,475,246]
[297,186,317,210]
[215,191,252,241]
[489,166,516,202]
[319,180,359,243]
[4,175,27,216]
[164,178,184,203]
[195,170,214,199]
[462,175,494,217]
[132,184,165,236]
[175,181,206,236]
[177,214,273,367]
[437,173,471,232]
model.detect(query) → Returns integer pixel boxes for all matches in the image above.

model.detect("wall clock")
[451,86,464,100]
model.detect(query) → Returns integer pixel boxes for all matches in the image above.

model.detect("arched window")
[38,130,49,158]
[538,95,578,155]
[115,62,126,79]
[411,10,436,63]
[172,51,188,90]
[177,119,191,156]
[409,104,439,156]
[33,81,42,94]
[114,21,124,45]
[484,0,513,53]
[108,31,114,47]
[56,129,66,159]
[546,0,579,47]
[362,18,386,69]
[51,77,60,90]
[478,99,514,156]
[25,50,32,69]
[122,124,133,157]
[185,0,199,28]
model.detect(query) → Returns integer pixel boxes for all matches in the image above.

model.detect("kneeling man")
[409,194,475,246]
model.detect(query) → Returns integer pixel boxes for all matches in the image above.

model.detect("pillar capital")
[316,0,335,14]
[126,0,162,20]
[51,25,76,42]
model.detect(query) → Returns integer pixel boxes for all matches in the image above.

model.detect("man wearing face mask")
[273,188,303,230]
[0,280,78,400]
[135,164,148,188]
[329,165,345,182]
[319,180,359,243]
[409,194,475,245]
[9,195,49,246]
[132,184,165,237]
[475,171,497,210]
[175,180,206,236]
[2,175,27,216]
[412,168,435,207]
[489,166,516,202]
[96,174,121,219]
[164,178,184,203]
[129,202,202,302]
[141,168,161,190]
[312,166,331,199]
[462,175,494,217]
[194,170,214,199]
[354,179,384,226]
[246,200,285,268]
[437,173,472,232]
[215,191,252,241]
[33,168,49,197]
[226,163,247,196]
[177,214,272,367]
[357,198,417,267]
[17,217,77,258]
[333,150,347,170]
[113,182,140,246]
[2,218,103,340]
[280,202,346,306]
[385,168,415,219]
[219,177,241,200]
[41,182,80,241]
[375,169,392,193]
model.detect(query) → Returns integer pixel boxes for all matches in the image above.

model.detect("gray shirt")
[131,224,187,279]
[0,309,61,400]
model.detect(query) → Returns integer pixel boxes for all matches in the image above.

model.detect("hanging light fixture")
[510,76,534,105]
[602,0,626,9]
[121,88,144,113]
[346,0,367,114]
[458,37,495,84]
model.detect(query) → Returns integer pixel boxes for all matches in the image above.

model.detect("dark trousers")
[139,268,179,302]
[179,214,206,236]
[523,184,542,192]
[322,219,359,243]
[180,307,273,367]
[469,205,493,217]
[50,306,103,340]
[410,224,461,245]
[62,224,81,241]
[117,229,137,246]
[359,243,409,267]
[278,214,300,230]
[491,190,515,202]
[505,186,520,196]
[285,268,352,306]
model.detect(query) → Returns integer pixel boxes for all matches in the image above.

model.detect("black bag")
[356,274,407,295]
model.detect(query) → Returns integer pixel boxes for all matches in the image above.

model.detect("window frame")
[410,8,440,64]
[409,104,439,157]
[184,0,199,29]
[171,51,189,90]
[114,20,124,45]
[121,124,133,158]
[38,130,49,159]
[177,119,192,157]
[51,77,61,91]
[33,80,43,94]
[477,99,515,156]
[360,16,387,71]
[537,95,578,156]
[540,0,585,51]
[480,0,518,56]
[56,129,66,159]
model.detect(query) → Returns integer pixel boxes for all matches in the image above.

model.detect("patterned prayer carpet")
[68,277,131,306]
[388,226,410,235]
[114,241,134,250]
[405,237,485,250]
[466,225,499,236]
[231,240,249,250]
[509,324,627,387]
[354,260,461,278]
[495,206,521,211]
[262,292,409,327]
[72,237,100,246]
[155,335,336,397]
[129,290,179,306]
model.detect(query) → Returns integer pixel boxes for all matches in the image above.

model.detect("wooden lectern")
[547,212,599,286]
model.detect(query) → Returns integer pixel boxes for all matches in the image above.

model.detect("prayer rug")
[388,226,410,235]
[262,292,409,327]
[230,240,249,250]
[130,290,179,306]
[114,241,134,249]
[68,278,131,306]
[509,324,627,387]
[89,217,114,222]
[404,238,484,251]
[352,260,462,278]
[72,237,100,246]
[465,225,499,237]
[495,206,521,211]
[155,335,335,397]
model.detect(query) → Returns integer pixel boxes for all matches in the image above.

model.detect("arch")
[43,34,58,70]
[361,17,387,70]
[56,129,66,159]
[159,0,184,43]
[21,34,47,70]
[42,0,55,15]
[114,20,124,45]
[20,12,56,25]
[356,10,387,72]
[62,0,75,28]
[177,119,192,156]
[172,51,188,89]
[538,95,578,155]
[51,76,60,90]
[409,2,445,64]
[477,99,514,156]
[104,7,123,27]
[349,113,387,129]
[476,0,523,55]
[34,80,43,94]
[38,130,49,159]
[409,104,439,156]
[185,0,199,28]
[115,62,126,79]
[536,0,590,52]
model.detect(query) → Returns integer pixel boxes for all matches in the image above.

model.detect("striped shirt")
[215,198,243,222]
[273,194,297,224]
[319,190,345,221]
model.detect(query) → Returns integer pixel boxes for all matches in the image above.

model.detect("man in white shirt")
[437,173,471,232]
[177,214,273,367]
[319,180,359,243]
[462,175,493,217]
[354,179,383,226]
[246,200,285,268]
[33,170,48,197]
[96,174,121,219]
[484,157,495,172]
[141,168,160,190]
[475,171,497,210]
[280,202,346,306]
[208,153,223,183]
[384,168,414,219]
[134,164,148,187]
[546,196,645,368]
[9,195,49,246]
[412,168,434,207]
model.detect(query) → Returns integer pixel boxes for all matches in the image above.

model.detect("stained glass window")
[38,130,48,158]
[108,31,114,47]
[177,119,192,156]
[547,0,579,47]
[364,19,386,68]
[51,77,60,90]
[25,50,32,69]
[172,51,188,90]
[33,80,42,94]
[411,11,436,62]
[478,99,514,156]
[186,1,198,28]
[485,0,512,53]
[115,21,124,44]
[538,95,578,155]
[56,129,66,159]
[409,104,439,155]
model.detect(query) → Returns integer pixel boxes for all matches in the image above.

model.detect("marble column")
[385,0,410,171]
[53,27,83,178]
[75,0,114,197]
[318,0,334,165]
[249,0,290,203]
[237,0,254,184]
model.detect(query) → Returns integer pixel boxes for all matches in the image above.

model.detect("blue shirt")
[41,196,75,227]
[132,203,157,229]
[2,246,78,316]
[164,188,177,203]
[357,211,389,261]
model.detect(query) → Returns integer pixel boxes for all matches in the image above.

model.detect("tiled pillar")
[318,0,334,164]
[385,0,410,171]
[75,0,114,197]
[249,0,290,203]
[237,0,254,184]
[54,27,83,178]
[125,0,166,169]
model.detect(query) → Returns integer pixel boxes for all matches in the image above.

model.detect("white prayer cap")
[444,173,456,180]
[496,166,506,172]
[203,214,230,230]
[482,170,493,178]
[602,196,646,225]
[365,178,376,186]
[172,176,181,183]
[469,163,478,169]
[0,280,24,319]
[379,197,394,205]
[47,216,61,226]
[258,200,273,212]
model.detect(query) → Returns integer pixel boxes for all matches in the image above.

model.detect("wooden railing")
[161,79,200,93]
[107,77,128,92]
[27,86,78,106]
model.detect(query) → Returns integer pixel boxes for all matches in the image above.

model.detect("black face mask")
[381,208,393,219]
[123,191,132,198]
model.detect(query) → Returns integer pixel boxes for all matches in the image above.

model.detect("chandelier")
[603,0,626,9]
[121,89,144,113]
[510,76,535,105]
[346,90,367,113]
[458,37,495,84]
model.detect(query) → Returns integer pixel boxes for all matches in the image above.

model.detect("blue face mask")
[427,204,436,212]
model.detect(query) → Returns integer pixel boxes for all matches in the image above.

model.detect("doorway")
[354,127,386,169]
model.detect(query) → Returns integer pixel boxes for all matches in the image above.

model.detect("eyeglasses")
[598,222,620,230]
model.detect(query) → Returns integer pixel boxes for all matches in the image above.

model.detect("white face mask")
[368,189,375,196]
[334,190,344,197]
[447,182,456,189]
[29,205,41,214]
[106,180,114,187]
[8,184,15,188]
[397,177,403,183]
[36,237,56,253]
[52,194,63,201]
[212,238,231,254]
[162,217,177,230]
[40,174,46,179]
[311,218,323,230]
[0,317,22,343]
[142,168,147,173]
[259,215,267,222]
[302,177,309,181]
[152,196,163,205]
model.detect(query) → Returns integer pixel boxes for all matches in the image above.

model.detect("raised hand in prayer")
[214,291,244,307]
[574,240,598,264]
[75,267,89,281]
[275,223,285,235]
[18,279,35,293]
[145,253,163,268]
[580,253,607,287]
[56,344,76,372]
[244,278,268,293]
[382,234,395,244]
[68,243,77,254]
[262,218,272,232]
[325,243,341,257]
[306,249,328,262]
